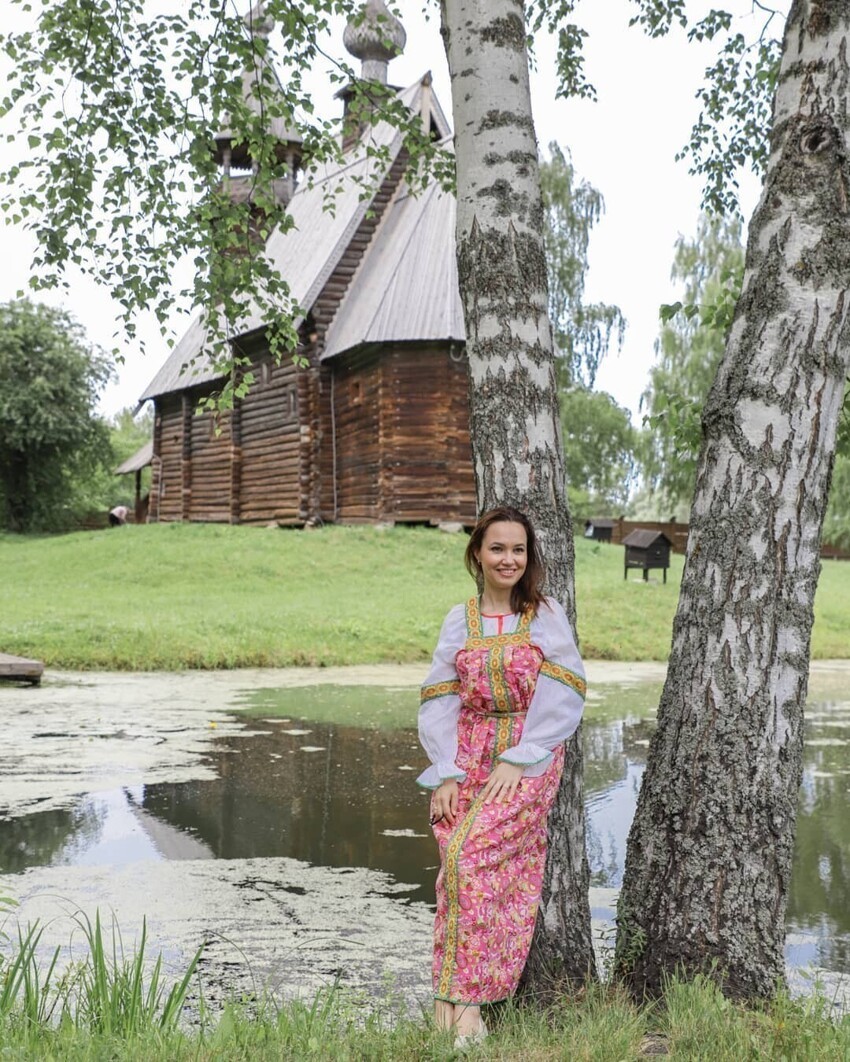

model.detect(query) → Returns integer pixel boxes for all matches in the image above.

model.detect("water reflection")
[3,682,849,977]
[789,701,850,972]
[0,802,103,874]
[138,720,435,902]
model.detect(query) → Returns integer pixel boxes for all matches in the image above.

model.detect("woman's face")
[475,520,528,601]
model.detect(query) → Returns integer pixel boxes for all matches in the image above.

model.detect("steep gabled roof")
[322,164,465,360]
[140,77,449,401]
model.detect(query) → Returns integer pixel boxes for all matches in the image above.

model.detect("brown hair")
[464,506,546,616]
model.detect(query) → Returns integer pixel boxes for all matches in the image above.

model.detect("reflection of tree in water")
[586,823,620,887]
[583,721,627,797]
[788,703,850,972]
[0,800,104,874]
[139,720,438,904]
[583,717,652,887]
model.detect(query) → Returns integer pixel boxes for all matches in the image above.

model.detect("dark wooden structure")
[0,652,44,685]
[139,14,475,529]
[605,518,690,555]
[584,518,615,543]
[623,529,672,583]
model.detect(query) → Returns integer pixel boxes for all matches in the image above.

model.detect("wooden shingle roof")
[139,77,452,402]
[115,440,153,475]
[322,163,464,360]
[622,529,671,549]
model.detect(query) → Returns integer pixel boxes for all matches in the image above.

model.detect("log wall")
[152,396,185,522]
[238,355,301,524]
[187,397,231,523]
[150,350,301,525]
[321,342,476,525]
[327,348,384,522]
[387,344,475,524]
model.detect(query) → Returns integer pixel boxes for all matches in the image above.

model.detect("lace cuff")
[416,760,467,790]
[497,742,553,775]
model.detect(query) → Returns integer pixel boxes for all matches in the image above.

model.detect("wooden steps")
[0,652,44,685]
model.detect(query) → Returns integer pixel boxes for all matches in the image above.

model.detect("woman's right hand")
[431,779,459,827]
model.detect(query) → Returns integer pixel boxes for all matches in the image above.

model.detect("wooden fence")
[598,517,849,560]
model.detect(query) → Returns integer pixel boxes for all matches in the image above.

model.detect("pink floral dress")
[418,596,586,1004]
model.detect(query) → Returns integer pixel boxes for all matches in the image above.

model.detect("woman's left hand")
[480,761,524,804]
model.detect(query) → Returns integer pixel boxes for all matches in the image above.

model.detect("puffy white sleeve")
[497,597,586,777]
[416,604,467,790]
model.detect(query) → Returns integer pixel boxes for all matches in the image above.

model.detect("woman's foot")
[434,998,455,1031]
[454,1004,486,1046]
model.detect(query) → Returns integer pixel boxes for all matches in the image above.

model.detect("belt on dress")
[483,711,527,718]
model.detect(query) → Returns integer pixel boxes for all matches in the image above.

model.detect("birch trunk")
[441,0,596,990]
[616,0,850,1001]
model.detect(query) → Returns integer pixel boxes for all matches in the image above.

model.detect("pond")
[1,663,848,1006]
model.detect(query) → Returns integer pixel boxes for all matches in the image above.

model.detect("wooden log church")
[139,1,475,527]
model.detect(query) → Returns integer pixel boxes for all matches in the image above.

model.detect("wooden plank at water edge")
[0,652,44,685]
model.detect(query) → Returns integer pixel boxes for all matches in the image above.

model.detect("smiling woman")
[417,506,586,1042]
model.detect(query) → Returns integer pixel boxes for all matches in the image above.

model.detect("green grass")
[1,903,849,1060]
[0,524,847,669]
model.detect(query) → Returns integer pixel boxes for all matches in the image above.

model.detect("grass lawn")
[0,524,847,669]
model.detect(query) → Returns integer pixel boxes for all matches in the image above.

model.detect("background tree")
[640,214,745,511]
[80,406,155,514]
[0,300,113,532]
[616,0,850,1000]
[561,386,637,518]
[539,143,633,515]
[643,214,850,538]
[540,142,625,389]
[823,397,850,551]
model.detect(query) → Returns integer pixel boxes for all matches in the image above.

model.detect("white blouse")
[417,596,586,789]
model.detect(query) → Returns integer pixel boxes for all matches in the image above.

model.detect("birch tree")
[616,0,850,1000]
[440,0,596,990]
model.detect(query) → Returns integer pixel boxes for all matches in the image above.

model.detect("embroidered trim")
[491,712,514,769]
[465,631,530,650]
[487,644,513,714]
[539,661,587,700]
[464,598,533,647]
[420,679,461,704]
[434,992,511,1005]
[464,597,482,639]
[437,791,487,999]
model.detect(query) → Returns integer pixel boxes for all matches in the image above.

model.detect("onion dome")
[343,0,406,85]
[213,0,302,205]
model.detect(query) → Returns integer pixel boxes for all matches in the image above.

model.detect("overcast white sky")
[0,0,788,423]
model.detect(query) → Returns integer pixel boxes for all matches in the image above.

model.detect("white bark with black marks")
[440,0,596,989]
[616,0,850,1001]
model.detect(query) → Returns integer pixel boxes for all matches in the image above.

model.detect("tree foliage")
[642,213,850,542]
[0,299,113,532]
[540,143,624,388]
[561,386,637,517]
[0,0,450,407]
[82,406,155,514]
[0,0,786,399]
[641,213,744,509]
[624,1,784,215]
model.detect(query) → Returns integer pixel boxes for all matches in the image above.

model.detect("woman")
[417,507,586,1042]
